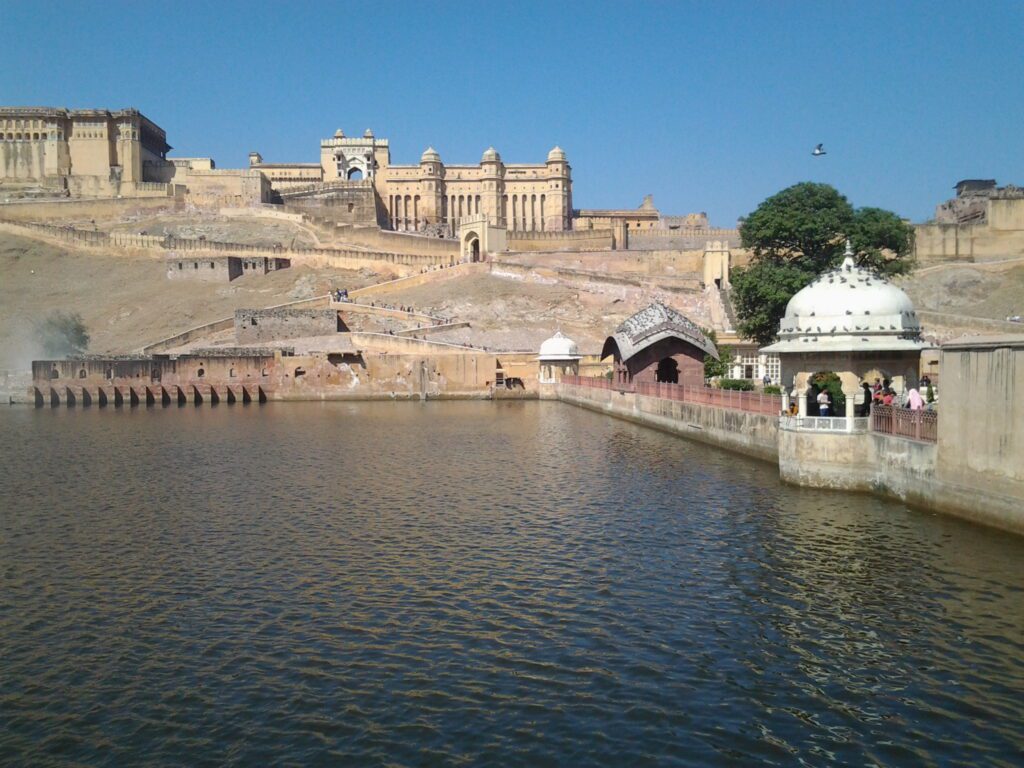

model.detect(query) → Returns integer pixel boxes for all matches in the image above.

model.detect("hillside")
[0,233,379,369]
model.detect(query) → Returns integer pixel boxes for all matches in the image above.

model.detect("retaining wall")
[557,382,779,462]
[0,196,179,221]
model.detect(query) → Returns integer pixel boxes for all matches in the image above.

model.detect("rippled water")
[1,402,1022,766]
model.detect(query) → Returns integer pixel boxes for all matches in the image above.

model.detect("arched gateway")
[601,302,718,387]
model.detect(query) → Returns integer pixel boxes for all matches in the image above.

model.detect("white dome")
[420,146,441,163]
[481,146,501,163]
[547,146,566,162]
[765,245,924,353]
[538,331,581,360]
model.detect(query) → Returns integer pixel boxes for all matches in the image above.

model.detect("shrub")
[763,385,783,395]
[719,378,755,391]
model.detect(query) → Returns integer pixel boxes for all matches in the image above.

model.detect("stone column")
[782,390,790,413]
[797,391,807,417]
[844,387,858,431]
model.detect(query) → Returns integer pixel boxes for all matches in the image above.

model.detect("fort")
[2,104,1023,538]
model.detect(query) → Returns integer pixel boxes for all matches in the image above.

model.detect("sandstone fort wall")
[235,308,340,344]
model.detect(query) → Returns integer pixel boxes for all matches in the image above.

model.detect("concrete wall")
[558,382,780,462]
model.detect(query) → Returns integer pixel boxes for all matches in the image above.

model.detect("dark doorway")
[656,357,680,384]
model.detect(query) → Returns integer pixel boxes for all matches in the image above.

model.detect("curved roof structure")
[602,302,718,362]
[763,245,925,354]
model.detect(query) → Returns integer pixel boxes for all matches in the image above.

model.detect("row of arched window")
[2,132,47,141]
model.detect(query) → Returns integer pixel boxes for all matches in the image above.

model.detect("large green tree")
[731,182,915,345]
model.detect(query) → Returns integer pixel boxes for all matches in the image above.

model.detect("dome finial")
[843,239,855,269]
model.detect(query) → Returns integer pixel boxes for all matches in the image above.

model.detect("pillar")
[797,391,807,417]
[844,387,858,431]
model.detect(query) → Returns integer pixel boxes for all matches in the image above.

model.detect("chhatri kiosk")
[763,243,926,428]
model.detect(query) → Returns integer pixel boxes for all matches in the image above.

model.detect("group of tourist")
[791,376,935,418]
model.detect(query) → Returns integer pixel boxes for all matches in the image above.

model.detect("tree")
[849,207,916,276]
[37,311,90,357]
[739,182,853,271]
[730,261,816,346]
[702,328,732,379]
[732,182,915,344]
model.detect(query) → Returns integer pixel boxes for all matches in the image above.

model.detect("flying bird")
[812,143,827,156]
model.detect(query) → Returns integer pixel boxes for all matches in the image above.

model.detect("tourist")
[872,378,882,397]
[907,387,924,411]
[762,373,771,387]
[787,401,798,416]
[816,388,830,416]
[860,381,872,417]
[882,389,895,407]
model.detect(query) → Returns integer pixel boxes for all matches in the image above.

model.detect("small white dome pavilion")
[762,242,926,416]
[537,331,582,383]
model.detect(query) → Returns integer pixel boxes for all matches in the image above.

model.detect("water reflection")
[0,402,1021,766]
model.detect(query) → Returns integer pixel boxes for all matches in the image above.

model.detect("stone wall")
[167,256,242,282]
[281,181,378,226]
[628,228,740,251]
[0,196,179,221]
[235,308,340,343]
[557,382,780,462]
[936,336,1024,505]
[506,229,614,252]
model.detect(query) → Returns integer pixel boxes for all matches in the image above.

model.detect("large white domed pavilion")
[762,243,926,417]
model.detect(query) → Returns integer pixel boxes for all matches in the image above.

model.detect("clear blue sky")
[3,1,1022,225]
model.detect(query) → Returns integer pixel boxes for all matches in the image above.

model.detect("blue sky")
[3,1,1022,224]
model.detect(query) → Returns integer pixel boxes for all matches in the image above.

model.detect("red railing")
[562,375,783,415]
[871,404,938,442]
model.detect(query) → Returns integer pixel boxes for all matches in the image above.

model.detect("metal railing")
[871,404,938,442]
[562,375,783,415]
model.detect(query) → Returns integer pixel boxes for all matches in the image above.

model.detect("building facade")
[0,107,170,197]
[250,129,574,233]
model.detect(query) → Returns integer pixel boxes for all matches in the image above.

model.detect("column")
[797,391,807,417]
[844,387,858,432]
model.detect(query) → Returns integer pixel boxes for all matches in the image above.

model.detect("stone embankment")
[557,379,780,463]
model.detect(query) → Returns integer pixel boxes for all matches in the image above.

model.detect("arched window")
[197,368,205,378]
[78,369,87,379]
[347,168,363,180]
